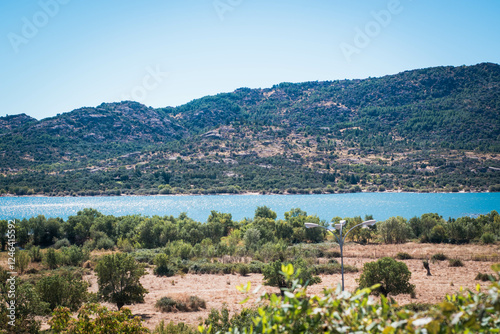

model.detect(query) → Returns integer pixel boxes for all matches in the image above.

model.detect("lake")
[0,193,498,222]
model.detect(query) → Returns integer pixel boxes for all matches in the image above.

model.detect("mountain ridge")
[1,63,499,195]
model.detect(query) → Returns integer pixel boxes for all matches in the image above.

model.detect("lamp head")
[334,220,346,230]
[362,219,377,226]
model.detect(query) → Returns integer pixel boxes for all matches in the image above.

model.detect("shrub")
[36,273,89,311]
[154,253,176,277]
[247,261,264,273]
[60,245,89,267]
[188,295,206,311]
[0,281,49,332]
[132,248,161,264]
[29,246,43,262]
[54,238,71,249]
[155,297,178,312]
[153,320,195,334]
[50,304,148,333]
[449,258,464,267]
[243,228,261,251]
[155,295,206,313]
[325,250,341,258]
[45,248,59,269]
[396,252,413,260]
[237,264,249,276]
[203,305,257,334]
[95,236,115,250]
[431,253,448,261]
[481,232,496,244]
[188,262,235,275]
[117,237,134,252]
[358,257,415,296]
[15,250,31,274]
[475,272,493,281]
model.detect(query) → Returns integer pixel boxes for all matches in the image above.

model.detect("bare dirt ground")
[75,243,500,331]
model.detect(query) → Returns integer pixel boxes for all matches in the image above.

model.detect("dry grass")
[340,242,500,261]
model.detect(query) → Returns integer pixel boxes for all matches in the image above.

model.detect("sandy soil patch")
[80,256,497,330]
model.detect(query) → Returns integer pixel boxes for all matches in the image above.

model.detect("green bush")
[155,295,206,313]
[247,261,264,273]
[431,252,448,261]
[475,272,493,281]
[154,253,176,277]
[188,262,234,275]
[481,232,496,244]
[325,250,341,258]
[44,248,59,269]
[0,281,49,332]
[54,238,71,249]
[358,257,415,296]
[29,246,43,262]
[237,264,249,276]
[50,304,148,333]
[188,295,206,311]
[95,236,115,250]
[202,305,257,334]
[117,237,134,252]
[60,245,89,267]
[153,320,195,334]
[36,273,89,311]
[15,250,31,274]
[155,297,177,312]
[395,252,413,260]
[132,248,162,264]
[449,258,464,267]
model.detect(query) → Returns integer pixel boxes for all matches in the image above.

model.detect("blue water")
[0,193,498,222]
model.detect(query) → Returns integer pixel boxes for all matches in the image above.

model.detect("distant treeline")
[2,208,498,254]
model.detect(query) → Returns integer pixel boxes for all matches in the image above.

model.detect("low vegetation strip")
[0,206,498,332]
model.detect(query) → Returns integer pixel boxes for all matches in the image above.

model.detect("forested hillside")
[1,63,499,195]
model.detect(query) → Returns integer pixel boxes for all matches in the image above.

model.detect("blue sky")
[1,0,500,120]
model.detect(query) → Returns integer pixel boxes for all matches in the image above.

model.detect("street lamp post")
[305,219,376,291]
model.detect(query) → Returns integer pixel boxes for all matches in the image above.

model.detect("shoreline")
[0,190,495,198]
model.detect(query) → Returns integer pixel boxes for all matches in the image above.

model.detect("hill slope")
[1,63,499,195]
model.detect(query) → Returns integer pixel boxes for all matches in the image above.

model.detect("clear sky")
[1,0,500,120]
